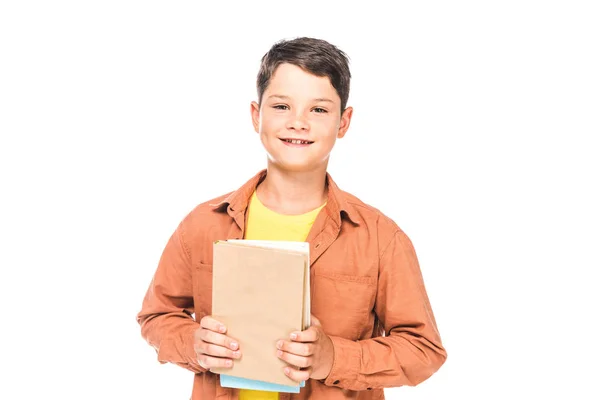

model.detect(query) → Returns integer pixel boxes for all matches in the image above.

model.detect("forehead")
[265,63,339,102]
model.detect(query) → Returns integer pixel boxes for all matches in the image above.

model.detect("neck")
[256,163,328,215]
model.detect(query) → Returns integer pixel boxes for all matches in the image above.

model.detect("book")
[210,240,310,388]
[219,375,305,393]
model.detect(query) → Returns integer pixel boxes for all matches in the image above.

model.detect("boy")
[137,37,446,400]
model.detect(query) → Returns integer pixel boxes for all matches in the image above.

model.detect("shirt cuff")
[183,324,207,373]
[323,336,367,390]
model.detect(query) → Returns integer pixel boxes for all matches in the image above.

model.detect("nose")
[286,112,309,131]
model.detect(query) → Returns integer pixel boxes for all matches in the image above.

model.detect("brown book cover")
[210,240,310,386]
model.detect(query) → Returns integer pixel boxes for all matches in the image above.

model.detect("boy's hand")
[194,316,242,370]
[276,315,334,382]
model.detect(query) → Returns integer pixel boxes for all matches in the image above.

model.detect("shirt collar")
[209,169,360,226]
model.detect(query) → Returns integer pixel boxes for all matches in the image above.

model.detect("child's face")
[251,63,352,173]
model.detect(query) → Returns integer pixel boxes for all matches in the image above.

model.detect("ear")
[337,106,353,139]
[250,101,260,133]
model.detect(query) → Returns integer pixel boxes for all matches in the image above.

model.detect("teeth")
[285,139,311,144]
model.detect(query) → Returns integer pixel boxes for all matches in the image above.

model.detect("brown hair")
[256,37,351,113]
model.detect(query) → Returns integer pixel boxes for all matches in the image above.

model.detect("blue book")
[220,374,305,394]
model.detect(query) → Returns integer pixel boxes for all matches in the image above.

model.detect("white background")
[1,1,599,399]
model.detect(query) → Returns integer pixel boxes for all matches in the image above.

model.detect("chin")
[270,159,326,174]
[273,163,309,172]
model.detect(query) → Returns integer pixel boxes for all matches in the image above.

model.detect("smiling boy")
[137,37,446,400]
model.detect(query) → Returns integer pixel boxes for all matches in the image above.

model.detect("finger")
[197,354,234,370]
[277,349,313,369]
[277,340,313,357]
[196,328,240,351]
[200,316,227,334]
[284,366,311,383]
[290,326,319,343]
[310,314,322,327]
[195,341,242,360]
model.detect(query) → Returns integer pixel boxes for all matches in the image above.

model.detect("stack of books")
[209,240,310,393]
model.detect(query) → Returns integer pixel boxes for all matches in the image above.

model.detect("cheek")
[259,114,285,134]
[313,119,340,139]
[312,116,338,130]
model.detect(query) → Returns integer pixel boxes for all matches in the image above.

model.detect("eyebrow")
[267,94,334,103]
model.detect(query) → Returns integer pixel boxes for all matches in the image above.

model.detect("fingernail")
[276,340,283,349]
[284,367,290,375]
[219,325,226,333]
[277,350,283,357]
[226,360,232,367]
[290,333,297,340]
[230,342,238,350]
[233,351,241,358]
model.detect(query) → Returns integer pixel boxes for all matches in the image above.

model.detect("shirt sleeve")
[136,221,207,374]
[323,229,447,390]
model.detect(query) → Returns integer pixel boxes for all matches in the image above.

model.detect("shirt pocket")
[312,272,377,340]
[192,262,213,321]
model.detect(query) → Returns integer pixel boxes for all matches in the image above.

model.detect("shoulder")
[177,191,233,236]
[174,169,264,237]
[338,189,400,231]
[338,189,410,252]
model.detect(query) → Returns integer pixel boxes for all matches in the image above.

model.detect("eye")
[313,107,328,114]
[273,105,289,110]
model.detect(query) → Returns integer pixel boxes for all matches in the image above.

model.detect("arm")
[136,222,206,374]
[323,229,447,390]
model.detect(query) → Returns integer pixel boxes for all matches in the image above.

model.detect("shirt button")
[333,380,340,385]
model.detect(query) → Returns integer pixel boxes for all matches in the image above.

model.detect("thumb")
[310,314,322,327]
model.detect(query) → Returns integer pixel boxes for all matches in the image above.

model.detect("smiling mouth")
[280,138,314,145]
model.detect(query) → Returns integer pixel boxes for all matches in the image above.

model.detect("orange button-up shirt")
[136,169,446,399]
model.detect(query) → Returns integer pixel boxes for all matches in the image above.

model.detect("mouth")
[280,138,314,145]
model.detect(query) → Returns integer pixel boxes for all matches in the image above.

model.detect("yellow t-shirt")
[238,191,325,400]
